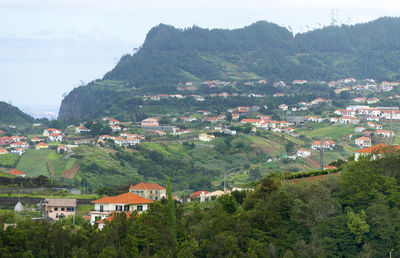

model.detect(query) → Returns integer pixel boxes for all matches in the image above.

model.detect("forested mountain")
[59,17,400,120]
[0,101,34,123]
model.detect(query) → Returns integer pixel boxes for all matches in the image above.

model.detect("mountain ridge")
[0,101,35,124]
[59,17,400,120]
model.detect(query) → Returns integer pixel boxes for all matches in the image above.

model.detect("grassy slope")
[16,149,77,178]
[14,126,358,191]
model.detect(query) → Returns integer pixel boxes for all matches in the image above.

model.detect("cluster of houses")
[0,134,29,155]
[33,182,252,230]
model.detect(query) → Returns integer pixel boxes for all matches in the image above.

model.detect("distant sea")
[19,104,59,120]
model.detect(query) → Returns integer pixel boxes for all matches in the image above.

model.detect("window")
[150,190,152,194]
[61,207,65,211]
[156,190,158,194]
[137,205,143,211]
[67,207,75,212]
[116,205,123,211]
[100,205,104,212]
[155,197,158,200]
[54,207,58,211]
[124,205,129,211]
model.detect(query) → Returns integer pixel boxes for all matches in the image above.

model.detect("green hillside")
[59,17,400,120]
[14,131,356,192]
[0,101,34,124]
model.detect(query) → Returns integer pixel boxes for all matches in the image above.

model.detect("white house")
[355,137,372,148]
[48,133,63,142]
[89,192,153,225]
[296,149,311,158]
[43,128,61,137]
[375,130,395,138]
[75,126,90,134]
[110,125,122,132]
[199,133,215,142]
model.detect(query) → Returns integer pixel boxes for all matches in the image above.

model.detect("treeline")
[2,154,400,256]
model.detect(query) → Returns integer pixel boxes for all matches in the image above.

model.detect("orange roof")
[190,190,209,198]
[36,142,48,146]
[0,148,8,153]
[356,137,370,141]
[241,119,262,123]
[130,182,166,190]
[8,169,25,175]
[97,212,136,224]
[297,149,309,152]
[354,144,400,154]
[92,192,153,205]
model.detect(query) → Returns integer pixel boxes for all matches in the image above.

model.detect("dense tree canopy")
[2,154,400,257]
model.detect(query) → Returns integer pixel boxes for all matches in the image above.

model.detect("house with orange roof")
[311,140,335,150]
[108,118,120,125]
[0,136,12,145]
[0,148,8,154]
[10,141,29,149]
[141,118,159,127]
[296,149,311,158]
[129,182,166,201]
[323,165,336,170]
[110,125,121,132]
[48,133,63,142]
[10,148,25,156]
[355,137,372,148]
[11,136,22,142]
[43,128,61,137]
[99,135,114,141]
[0,129,4,134]
[89,192,153,224]
[96,212,135,230]
[240,119,264,127]
[293,80,308,85]
[8,169,26,177]
[75,126,90,134]
[57,145,67,154]
[35,142,49,150]
[199,133,215,142]
[190,190,209,202]
[354,144,400,161]
[375,130,395,138]
[30,136,42,143]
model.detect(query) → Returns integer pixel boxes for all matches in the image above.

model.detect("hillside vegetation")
[0,101,34,124]
[59,17,400,119]
[14,131,356,192]
[2,154,400,256]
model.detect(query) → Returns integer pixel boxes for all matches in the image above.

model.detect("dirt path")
[62,162,80,179]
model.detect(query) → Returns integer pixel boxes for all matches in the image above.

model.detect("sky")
[0,0,399,117]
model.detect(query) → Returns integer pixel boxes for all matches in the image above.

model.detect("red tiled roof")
[8,169,25,175]
[130,182,166,190]
[354,144,400,154]
[190,190,209,198]
[97,211,136,224]
[92,192,153,204]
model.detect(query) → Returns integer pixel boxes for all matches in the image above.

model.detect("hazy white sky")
[0,0,399,112]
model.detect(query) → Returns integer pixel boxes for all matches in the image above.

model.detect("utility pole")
[320,145,324,170]
[223,170,227,192]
